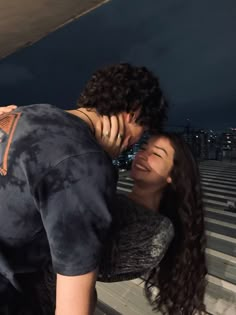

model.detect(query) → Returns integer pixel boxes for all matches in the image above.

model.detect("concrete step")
[117,185,131,193]
[205,218,236,238]
[200,165,236,173]
[205,275,236,315]
[202,186,236,198]
[96,280,157,315]
[205,207,236,225]
[201,179,236,192]
[200,166,236,172]
[203,198,228,210]
[200,172,236,181]
[206,231,236,257]
[201,174,236,184]
[199,163,236,172]
[200,161,236,169]
[203,192,236,203]
[206,249,236,285]
[117,180,133,187]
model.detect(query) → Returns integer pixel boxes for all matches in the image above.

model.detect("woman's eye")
[153,153,162,158]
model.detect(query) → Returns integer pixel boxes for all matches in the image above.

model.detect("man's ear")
[123,112,131,123]
[126,112,135,123]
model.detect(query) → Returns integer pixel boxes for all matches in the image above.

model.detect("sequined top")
[98,194,175,282]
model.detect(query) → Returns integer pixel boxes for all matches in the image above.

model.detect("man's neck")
[67,108,101,135]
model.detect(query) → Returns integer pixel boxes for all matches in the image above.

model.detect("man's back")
[0,104,116,309]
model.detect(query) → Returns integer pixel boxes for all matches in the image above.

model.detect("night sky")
[0,0,235,131]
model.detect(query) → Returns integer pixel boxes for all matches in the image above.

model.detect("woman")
[0,106,207,314]
[98,133,207,315]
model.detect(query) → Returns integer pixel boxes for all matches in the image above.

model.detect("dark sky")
[0,0,235,131]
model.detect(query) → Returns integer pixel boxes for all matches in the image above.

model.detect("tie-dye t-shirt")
[0,104,117,298]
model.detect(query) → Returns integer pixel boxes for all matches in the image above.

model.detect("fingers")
[109,115,119,143]
[107,115,124,151]
[0,105,17,115]
[94,117,102,140]
[7,105,17,110]
[117,113,126,152]
[102,116,111,138]
[95,114,126,159]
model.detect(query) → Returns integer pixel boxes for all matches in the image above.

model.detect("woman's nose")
[138,150,149,159]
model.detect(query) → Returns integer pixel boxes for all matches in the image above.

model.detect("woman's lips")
[133,161,150,171]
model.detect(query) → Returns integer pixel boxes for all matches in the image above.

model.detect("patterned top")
[98,194,175,282]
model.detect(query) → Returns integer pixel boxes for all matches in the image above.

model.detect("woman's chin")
[130,168,137,180]
[130,169,134,179]
[130,169,144,181]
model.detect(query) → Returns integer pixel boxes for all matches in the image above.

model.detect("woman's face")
[131,136,175,188]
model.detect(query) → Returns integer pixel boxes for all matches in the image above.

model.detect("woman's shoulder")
[150,216,174,258]
[156,215,174,237]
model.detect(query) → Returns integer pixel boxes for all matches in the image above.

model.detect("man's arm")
[56,269,97,315]
[36,154,116,315]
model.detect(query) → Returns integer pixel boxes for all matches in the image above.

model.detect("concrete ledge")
[0,0,109,58]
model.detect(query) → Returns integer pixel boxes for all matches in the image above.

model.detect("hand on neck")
[68,107,122,158]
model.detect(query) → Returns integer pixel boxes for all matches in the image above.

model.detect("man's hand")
[95,114,126,159]
[0,105,17,115]
[56,269,97,315]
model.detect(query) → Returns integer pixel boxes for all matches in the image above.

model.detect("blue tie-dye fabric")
[0,104,117,300]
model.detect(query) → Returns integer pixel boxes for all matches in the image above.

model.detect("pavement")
[0,0,108,59]
[95,279,236,315]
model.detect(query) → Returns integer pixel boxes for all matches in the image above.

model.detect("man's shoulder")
[18,104,71,126]
[19,103,60,112]
[16,104,100,153]
[1,104,106,177]
[18,103,62,117]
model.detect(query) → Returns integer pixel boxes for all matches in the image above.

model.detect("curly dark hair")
[144,133,207,315]
[77,63,168,132]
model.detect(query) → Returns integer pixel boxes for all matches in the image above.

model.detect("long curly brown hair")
[144,133,207,315]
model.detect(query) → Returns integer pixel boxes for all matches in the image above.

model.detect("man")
[0,63,167,314]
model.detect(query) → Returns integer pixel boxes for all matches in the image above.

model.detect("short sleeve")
[35,152,116,276]
[149,217,174,262]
